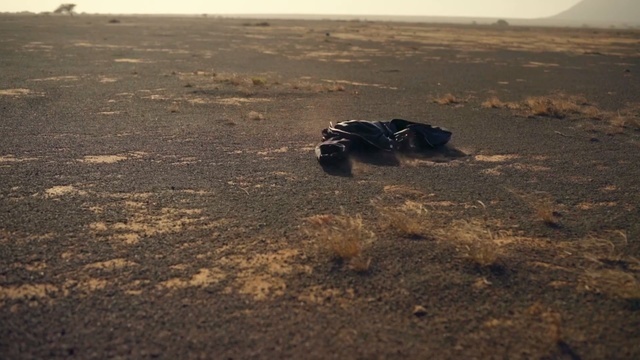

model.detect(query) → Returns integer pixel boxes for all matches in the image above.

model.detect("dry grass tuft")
[304,213,374,271]
[436,201,510,268]
[608,105,640,130]
[382,185,426,198]
[483,93,602,120]
[374,199,430,237]
[247,111,265,121]
[444,218,501,267]
[576,231,640,268]
[533,200,558,226]
[325,83,346,92]
[562,231,640,301]
[509,189,559,227]
[523,95,584,118]
[433,93,465,105]
[251,77,267,86]
[582,269,640,300]
[481,96,509,109]
[167,102,180,113]
[290,80,346,93]
[348,256,372,273]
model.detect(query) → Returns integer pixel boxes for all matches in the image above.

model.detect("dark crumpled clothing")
[315,119,452,165]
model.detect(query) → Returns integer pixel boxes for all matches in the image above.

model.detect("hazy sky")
[3,0,584,18]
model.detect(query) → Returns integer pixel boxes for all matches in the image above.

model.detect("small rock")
[413,305,427,317]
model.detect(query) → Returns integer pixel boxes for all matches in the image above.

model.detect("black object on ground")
[315,119,452,165]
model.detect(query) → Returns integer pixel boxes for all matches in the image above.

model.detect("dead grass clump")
[348,256,372,273]
[510,189,559,227]
[582,269,640,300]
[433,93,465,105]
[608,106,640,130]
[481,96,508,109]
[325,83,346,92]
[444,218,502,267]
[226,74,246,86]
[382,185,426,199]
[533,200,558,227]
[304,214,374,271]
[167,102,180,113]
[290,81,324,92]
[577,231,640,268]
[484,93,607,121]
[247,111,265,121]
[211,72,250,87]
[523,96,584,118]
[251,77,267,86]
[374,200,429,238]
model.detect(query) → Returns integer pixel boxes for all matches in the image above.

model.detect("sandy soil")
[1,14,639,359]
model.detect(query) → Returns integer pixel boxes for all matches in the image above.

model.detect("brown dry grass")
[482,93,603,120]
[523,95,584,118]
[578,232,639,268]
[608,106,640,130]
[304,214,375,272]
[382,185,426,198]
[509,189,559,227]
[582,269,640,300]
[443,218,502,267]
[214,72,251,87]
[324,83,346,92]
[435,201,514,268]
[247,111,265,121]
[433,93,465,105]
[167,102,180,113]
[478,93,640,133]
[374,200,430,237]
[251,77,268,86]
[481,96,509,109]
[557,231,640,301]
[290,80,346,93]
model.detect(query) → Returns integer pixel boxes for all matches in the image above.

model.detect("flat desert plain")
[1,15,640,359]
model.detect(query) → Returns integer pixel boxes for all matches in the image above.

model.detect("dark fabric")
[316,119,451,165]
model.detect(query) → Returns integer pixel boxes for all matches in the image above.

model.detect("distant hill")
[551,0,640,25]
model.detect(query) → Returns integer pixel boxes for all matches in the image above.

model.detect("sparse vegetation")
[523,95,584,118]
[483,94,640,134]
[247,111,265,121]
[582,269,640,300]
[509,189,560,227]
[433,93,465,105]
[482,93,604,120]
[167,102,180,113]
[481,96,508,109]
[572,231,640,302]
[325,83,346,92]
[374,199,429,238]
[251,77,268,86]
[443,218,502,267]
[289,80,347,93]
[304,213,374,272]
[608,105,640,130]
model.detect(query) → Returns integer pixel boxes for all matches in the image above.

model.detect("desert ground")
[1,14,639,359]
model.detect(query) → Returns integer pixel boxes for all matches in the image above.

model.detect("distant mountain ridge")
[551,0,640,24]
